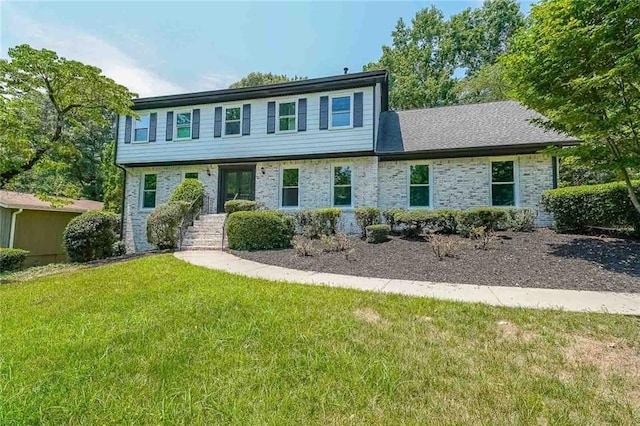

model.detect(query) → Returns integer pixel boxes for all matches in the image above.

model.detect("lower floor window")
[333,165,352,206]
[491,160,516,206]
[142,174,157,209]
[409,164,430,207]
[281,168,299,207]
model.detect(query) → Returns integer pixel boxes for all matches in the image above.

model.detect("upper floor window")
[142,174,157,209]
[278,101,296,132]
[225,107,241,136]
[175,111,192,139]
[184,172,198,180]
[134,114,149,142]
[330,96,351,128]
[333,165,352,207]
[281,167,299,208]
[491,160,516,206]
[409,164,430,208]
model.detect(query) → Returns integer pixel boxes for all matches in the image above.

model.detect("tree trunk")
[620,166,640,216]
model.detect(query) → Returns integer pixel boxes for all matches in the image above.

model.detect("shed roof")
[0,191,104,213]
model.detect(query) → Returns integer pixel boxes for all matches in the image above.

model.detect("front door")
[218,166,256,212]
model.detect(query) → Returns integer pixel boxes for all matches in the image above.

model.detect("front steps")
[180,213,226,250]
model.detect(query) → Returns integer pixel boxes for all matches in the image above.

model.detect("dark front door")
[218,166,256,212]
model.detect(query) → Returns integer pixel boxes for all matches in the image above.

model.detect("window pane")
[176,112,191,125]
[332,96,350,112]
[225,108,240,121]
[134,128,148,142]
[333,186,352,206]
[144,174,157,190]
[334,166,351,185]
[410,165,429,184]
[332,112,350,127]
[492,161,514,182]
[410,186,430,207]
[279,102,295,116]
[185,172,198,179]
[282,168,298,187]
[177,126,191,139]
[225,122,240,135]
[135,115,150,128]
[492,184,515,206]
[282,188,299,207]
[279,117,296,131]
[143,191,156,209]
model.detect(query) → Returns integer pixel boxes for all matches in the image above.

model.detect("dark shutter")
[149,113,157,142]
[297,98,307,132]
[214,107,222,138]
[267,101,276,134]
[166,111,173,141]
[353,92,363,128]
[242,104,251,136]
[192,108,200,139]
[319,96,329,130]
[124,116,132,143]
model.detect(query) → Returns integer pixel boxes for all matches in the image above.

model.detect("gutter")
[9,208,23,248]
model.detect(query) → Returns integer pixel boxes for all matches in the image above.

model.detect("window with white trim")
[281,168,299,207]
[134,114,150,142]
[333,165,352,206]
[409,164,430,207]
[224,107,241,136]
[491,160,516,206]
[184,172,198,180]
[175,111,192,139]
[142,174,157,209]
[330,96,351,128]
[278,101,296,132]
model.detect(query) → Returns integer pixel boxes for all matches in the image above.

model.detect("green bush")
[366,224,390,244]
[111,241,126,257]
[394,210,439,236]
[294,208,342,238]
[505,208,537,232]
[0,248,29,272]
[169,179,204,211]
[224,199,259,214]
[226,211,295,251]
[458,208,508,236]
[146,202,190,250]
[434,209,460,234]
[383,208,405,232]
[542,181,640,233]
[354,207,381,237]
[63,211,120,262]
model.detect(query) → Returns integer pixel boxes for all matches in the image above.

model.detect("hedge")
[458,207,508,234]
[225,199,259,214]
[169,179,204,211]
[146,202,190,249]
[226,211,295,251]
[0,248,29,272]
[354,207,381,237]
[365,224,390,244]
[294,208,342,238]
[393,209,461,235]
[63,211,120,262]
[542,180,640,233]
[383,208,405,232]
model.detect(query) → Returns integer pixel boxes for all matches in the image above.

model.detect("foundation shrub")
[226,211,295,251]
[354,207,381,237]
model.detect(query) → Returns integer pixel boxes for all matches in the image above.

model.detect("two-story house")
[115,70,578,252]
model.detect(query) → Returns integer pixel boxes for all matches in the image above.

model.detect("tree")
[0,44,135,188]
[229,72,306,89]
[454,62,510,104]
[503,0,640,214]
[101,141,123,213]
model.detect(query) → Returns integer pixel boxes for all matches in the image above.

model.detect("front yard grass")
[0,254,638,424]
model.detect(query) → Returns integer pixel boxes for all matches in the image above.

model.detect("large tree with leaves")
[503,0,640,214]
[0,44,135,190]
[229,72,306,89]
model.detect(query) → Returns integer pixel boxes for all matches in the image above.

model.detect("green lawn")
[1,255,638,424]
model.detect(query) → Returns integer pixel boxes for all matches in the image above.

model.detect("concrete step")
[180,245,225,251]
[182,238,222,245]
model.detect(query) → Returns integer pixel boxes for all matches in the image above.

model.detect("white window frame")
[140,173,158,210]
[223,105,243,137]
[331,163,354,208]
[174,110,193,141]
[407,162,433,209]
[489,157,520,207]
[276,100,297,133]
[133,113,150,143]
[329,93,354,130]
[279,166,300,209]
[183,171,199,180]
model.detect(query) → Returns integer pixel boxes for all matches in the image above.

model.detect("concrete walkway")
[174,250,640,315]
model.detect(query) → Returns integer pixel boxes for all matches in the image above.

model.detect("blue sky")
[1,1,530,97]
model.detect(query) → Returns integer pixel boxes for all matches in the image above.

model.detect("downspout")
[113,115,127,238]
[9,208,23,248]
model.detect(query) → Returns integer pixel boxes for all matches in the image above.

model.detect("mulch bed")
[233,229,640,293]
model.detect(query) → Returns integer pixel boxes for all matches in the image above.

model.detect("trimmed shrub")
[366,224,390,244]
[111,240,126,257]
[0,248,29,272]
[394,210,439,236]
[542,181,640,233]
[63,211,120,262]
[383,208,405,232]
[458,207,508,235]
[354,207,381,237]
[434,209,460,234]
[224,199,259,214]
[505,208,537,232]
[226,211,295,251]
[146,202,190,250]
[295,208,342,238]
[169,179,205,211]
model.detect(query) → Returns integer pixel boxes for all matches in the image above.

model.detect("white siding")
[116,87,375,165]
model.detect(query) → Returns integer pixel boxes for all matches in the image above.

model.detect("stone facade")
[122,154,554,252]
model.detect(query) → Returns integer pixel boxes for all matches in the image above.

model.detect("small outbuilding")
[0,191,104,267]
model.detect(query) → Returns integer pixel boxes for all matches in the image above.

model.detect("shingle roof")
[0,191,104,213]
[376,101,579,156]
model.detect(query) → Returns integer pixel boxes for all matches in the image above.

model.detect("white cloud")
[195,73,240,91]
[4,9,186,97]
